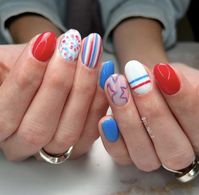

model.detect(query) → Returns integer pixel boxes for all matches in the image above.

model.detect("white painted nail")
[125,60,152,94]
[59,29,81,61]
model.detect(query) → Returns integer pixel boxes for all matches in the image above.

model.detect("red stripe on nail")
[131,80,151,90]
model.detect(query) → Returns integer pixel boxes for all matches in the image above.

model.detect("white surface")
[0,139,199,195]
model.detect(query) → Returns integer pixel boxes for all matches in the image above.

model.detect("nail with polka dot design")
[59,29,81,61]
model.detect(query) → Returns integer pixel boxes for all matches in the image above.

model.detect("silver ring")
[38,146,73,164]
[163,157,199,183]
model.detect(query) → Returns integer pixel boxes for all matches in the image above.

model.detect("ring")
[38,146,73,164]
[162,157,199,183]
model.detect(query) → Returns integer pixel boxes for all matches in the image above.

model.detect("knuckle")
[73,83,95,97]
[136,161,161,172]
[16,64,42,89]
[46,72,71,90]
[164,151,194,170]
[0,117,16,141]
[53,131,78,150]
[20,122,48,148]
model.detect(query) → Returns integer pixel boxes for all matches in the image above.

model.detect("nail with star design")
[105,74,129,106]
[125,60,152,94]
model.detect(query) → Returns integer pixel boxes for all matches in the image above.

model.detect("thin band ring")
[163,157,199,183]
[38,146,73,164]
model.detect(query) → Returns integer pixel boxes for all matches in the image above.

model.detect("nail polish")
[106,74,129,106]
[59,29,81,61]
[32,32,56,62]
[125,60,152,94]
[153,63,180,95]
[100,60,115,89]
[81,33,102,68]
[102,118,119,142]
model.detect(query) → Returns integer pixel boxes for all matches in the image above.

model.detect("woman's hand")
[0,29,110,161]
[98,60,199,172]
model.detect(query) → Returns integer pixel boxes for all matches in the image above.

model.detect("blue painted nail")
[102,118,119,142]
[100,60,114,89]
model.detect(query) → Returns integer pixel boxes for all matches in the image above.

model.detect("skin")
[0,16,109,160]
[1,14,199,173]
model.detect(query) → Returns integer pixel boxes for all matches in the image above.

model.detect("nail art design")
[32,32,56,62]
[106,74,129,106]
[100,60,115,89]
[125,60,152,94]
[59,29,81,61]
[102,118,119,142]
[153,63,180,95]
[81,33,102,68]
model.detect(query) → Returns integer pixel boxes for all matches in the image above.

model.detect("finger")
[105,74,161,172]
[71,60,114,158]
[0,32,56,144]
[1,30,81,160]
[99,116,132,165]
[44,33,102,155]
[0,44,26,85]
[153,63,199,154]
[125,60,194,170]
[0,44,25,70]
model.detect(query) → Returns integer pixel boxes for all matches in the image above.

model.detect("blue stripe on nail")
[100,60,115,89]
[89,34,98,68]
[129,74,149,84]
[82,36,89,64]
[102,118,119,142]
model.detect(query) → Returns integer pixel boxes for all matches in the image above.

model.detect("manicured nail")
[153,63,180,95]
[102,118,119,142]
[59,29,81,61]
[106,74,129,106]
[100,60,115,89]
[125,60,152,94]
[32,32,56,62]
[81,33,102,68]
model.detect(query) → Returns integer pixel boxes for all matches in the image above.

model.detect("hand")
[0,30,110,161]
[98,60,198,172]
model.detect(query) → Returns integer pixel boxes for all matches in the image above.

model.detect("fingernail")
[59,29,81,61]
[102,118,119,142]
[153,63,180,95]
[100,60,115,89]
[106,74,129,106]
[125,60,152,94]
[81,33,102,68]
[32,32,56,62]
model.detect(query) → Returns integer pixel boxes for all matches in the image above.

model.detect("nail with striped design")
[125,60,152,94]
[81,33,102,68]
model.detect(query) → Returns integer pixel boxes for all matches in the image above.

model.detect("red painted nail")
[32,32,56,62]
[153,63,181,95]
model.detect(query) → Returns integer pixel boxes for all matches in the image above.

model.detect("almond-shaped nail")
[32,32,56,62]
[59,29,81,61]
[81,33,102,68]
[125,60,152,94]
[153,63,180,95]
[106,74,129,106]
[102,118,119,142]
